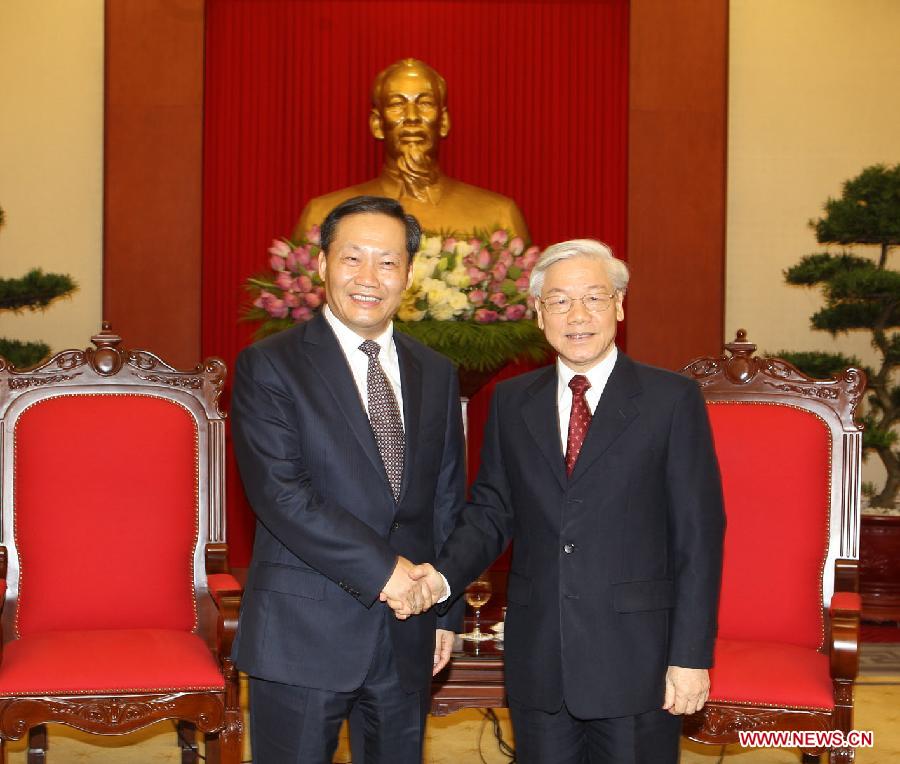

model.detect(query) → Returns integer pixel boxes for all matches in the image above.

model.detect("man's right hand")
[379,556,435,618]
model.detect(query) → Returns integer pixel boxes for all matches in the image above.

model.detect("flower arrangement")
[244,227,551,373]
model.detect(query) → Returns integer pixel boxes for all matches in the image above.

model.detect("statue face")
[372,65,449,163]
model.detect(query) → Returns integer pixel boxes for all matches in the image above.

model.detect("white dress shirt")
[556,346,618,455]
[323,305,405,428]
[323,306,451,603]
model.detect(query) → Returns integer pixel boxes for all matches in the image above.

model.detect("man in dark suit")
[230,196,465,763]
[413,239,725,763]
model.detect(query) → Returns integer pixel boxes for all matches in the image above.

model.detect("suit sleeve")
[433,366,467,631]
[665,381,726,668]
[231,344,397,607]
[436,388,516,610]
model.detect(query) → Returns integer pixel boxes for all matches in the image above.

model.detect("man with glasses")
[411,239,725,763]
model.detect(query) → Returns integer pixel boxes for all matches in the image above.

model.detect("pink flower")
[266,297,289,319]
[509,237,525,256]
[315,286,326,300]
[493,263,508,282]
[304,292,322,308]
[490,230,509,249]
[476,249,492,269]
[474,308,500,323]
[489,291,508,308]
[268,239,291,257]
[296,275,313,292]
[285,251,299,271]
[497,250,513,267]
[283,293,301,308]
[516,275,530,291]
[504,304,527,321]
[275,271,294,291]
[306,225,321,245]
[443,237,457,251]
[522,246,540,269]
[468,289,486,306]
[292,305,312,321]
[468,238,482,253]
[467,266,485,283]
[297,246,313,269]
[269,255,286,271]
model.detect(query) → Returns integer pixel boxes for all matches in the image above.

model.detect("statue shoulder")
[442,178,530,240]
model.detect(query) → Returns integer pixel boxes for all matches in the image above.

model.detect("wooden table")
[431,631,506,716]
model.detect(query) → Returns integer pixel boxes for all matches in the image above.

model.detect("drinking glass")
[461,578,493,642]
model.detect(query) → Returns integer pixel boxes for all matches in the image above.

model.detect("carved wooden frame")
[679,330,864,764]
[0,324,242,763]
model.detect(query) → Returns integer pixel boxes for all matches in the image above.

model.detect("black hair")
[319,196,421,261]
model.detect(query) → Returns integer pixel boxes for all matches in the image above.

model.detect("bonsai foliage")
[781,164,900,507]
[0,207,77,369]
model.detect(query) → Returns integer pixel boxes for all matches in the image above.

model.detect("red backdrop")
[202,0,630,565]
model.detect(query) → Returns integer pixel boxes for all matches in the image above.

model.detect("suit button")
[563,543,576,554]
[391,522,401,531]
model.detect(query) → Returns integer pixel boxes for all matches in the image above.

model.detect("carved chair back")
[682,331,865,638]
[0,325,227,640]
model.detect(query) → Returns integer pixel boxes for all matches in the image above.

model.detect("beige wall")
[727,0,900,489]
[0,0,104,357]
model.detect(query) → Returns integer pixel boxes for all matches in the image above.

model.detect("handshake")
[378,556,447,619]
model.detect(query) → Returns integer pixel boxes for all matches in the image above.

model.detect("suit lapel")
[569,353,641,485]
[522,366,567,492]
[395,333,422,504]
[301,315,388,491]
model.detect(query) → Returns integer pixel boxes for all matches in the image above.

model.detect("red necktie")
[565,374,592,477]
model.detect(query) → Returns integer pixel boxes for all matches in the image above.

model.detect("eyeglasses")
[540,293,617,315]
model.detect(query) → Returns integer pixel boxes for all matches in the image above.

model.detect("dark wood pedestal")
[860,514,900,623]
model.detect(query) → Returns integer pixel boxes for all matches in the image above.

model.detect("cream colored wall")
[0,0,104,357]
[727,0,900,491]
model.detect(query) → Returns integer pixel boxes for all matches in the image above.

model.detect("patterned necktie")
[359,340,405,502]
[565,374,592,477]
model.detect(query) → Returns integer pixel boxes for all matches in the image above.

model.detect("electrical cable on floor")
[479,708,516,762]
[173,721,254,763]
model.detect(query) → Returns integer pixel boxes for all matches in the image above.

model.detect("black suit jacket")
[230,313,465,693]
[437,353,725,718]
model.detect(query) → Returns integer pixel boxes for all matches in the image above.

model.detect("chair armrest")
[207,574,242,661]
[829,591,861,681]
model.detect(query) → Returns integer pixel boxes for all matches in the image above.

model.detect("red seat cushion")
[0,629,224,695]
[707,402,831,650]
[708,638,834,711]
[13,395,199,636]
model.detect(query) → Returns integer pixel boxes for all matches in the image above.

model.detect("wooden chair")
[680,330,865,763]
[0,324,242,763]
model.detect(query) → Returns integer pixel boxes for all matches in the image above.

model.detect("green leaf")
[0,338,51,369]
[825,267,900,301]
[810,302,900,333]
[861,416,899,450]
[394,319,552,372]
[812,163,900,246]
[773,350,861,379]
[0,269,78,312]
[784,252,874,286]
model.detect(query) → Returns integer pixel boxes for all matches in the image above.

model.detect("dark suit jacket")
[437,353,725,718]
[230,313,465,693]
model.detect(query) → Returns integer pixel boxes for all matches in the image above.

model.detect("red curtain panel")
[202,0,630,565]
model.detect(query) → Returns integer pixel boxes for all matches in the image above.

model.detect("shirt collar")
[556,346,618,401]
[323,304,395,359]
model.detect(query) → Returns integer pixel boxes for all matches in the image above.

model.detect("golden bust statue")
[293,58,529,240]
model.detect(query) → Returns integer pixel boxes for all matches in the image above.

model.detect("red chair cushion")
[0,629,224,695]
[708,638,834,710]
[13,395,199,636]
[707,402,830,649]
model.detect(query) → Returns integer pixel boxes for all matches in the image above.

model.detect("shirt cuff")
[437,572,451,604]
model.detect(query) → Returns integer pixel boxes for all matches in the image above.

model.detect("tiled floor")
[5,646,899,762]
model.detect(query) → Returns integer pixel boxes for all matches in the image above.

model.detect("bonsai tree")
[779,163,900,508]
[0,205,77,368]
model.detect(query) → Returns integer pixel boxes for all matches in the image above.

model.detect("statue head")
[370,59,450,186]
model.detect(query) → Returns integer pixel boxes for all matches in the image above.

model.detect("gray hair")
[528,239,630,298]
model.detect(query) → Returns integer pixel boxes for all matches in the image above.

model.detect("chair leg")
[206,723,243,764]
[177,721,198,764]
[27,725,47,764]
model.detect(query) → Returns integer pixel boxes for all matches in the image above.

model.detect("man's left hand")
[663,666,709,715]
[433,629,455,676]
